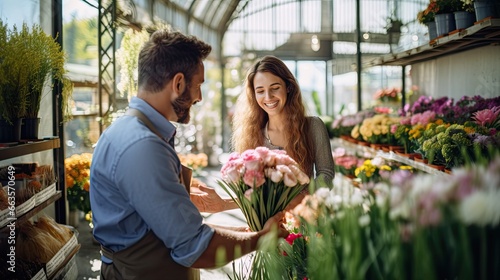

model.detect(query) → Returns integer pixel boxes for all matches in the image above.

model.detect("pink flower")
[289,164,310,185]
[400,116,411,125]
[265,168,283,183]
[241,149,263,171]
[244,188,253,200]
[255,146,270,159]
[284,172,299,187]
[285,233,303,245]
[275,154,297,166]
[276,165,298,187]
[243,169,265,188]
[472,106,500,127]
[262,149,279,167]
[227,152,241,161]
[390,124,398,134]
[222,162,243,183]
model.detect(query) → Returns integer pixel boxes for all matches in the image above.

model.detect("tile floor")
[74,168,249,280]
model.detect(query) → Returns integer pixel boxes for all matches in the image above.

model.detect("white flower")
[325,194,343,210]
[371,156,384,166]
[389,203,410,220]
[359,214,371,227]
[350,190,364,205]
[315,187,331,202]
[459,189,500,226]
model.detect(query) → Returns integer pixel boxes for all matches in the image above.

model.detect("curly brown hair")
[231,55,314,177]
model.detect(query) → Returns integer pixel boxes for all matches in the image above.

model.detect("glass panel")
[170,0,195,10]
[297,61,327,116]
[0,0,40,27]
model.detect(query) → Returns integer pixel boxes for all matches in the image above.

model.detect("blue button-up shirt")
[90,97,214,267]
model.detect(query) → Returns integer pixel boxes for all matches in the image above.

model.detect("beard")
[172,87,193,124]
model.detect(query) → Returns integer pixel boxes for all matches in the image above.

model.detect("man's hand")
[190,178,237,213]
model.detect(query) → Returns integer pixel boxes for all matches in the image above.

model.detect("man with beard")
[90,28,288,280]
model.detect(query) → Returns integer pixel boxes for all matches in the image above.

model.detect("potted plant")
[0,21,73,141]
[22,23,72,139]
[386,17,404,45]
[0,20,28,143]
[417,1,439,40]
[434,0,463,36]
[455,0,476,30]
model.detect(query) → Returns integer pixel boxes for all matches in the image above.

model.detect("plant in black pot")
[0,20,28,143]
[19,22,72,140]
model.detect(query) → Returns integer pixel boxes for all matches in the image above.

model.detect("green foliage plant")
[0,21,29,124]
[116,28,149,100]
[0,21,72,123]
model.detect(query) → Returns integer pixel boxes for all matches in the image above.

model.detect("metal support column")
[98,0,117,133]
[356,0,362,112]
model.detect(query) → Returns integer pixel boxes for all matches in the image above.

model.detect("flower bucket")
[426,21,438,40]
[474,1,500,22]
[435,13,456,37]
[454,11,476,30]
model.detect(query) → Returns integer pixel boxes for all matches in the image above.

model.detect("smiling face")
[253,71,287,117]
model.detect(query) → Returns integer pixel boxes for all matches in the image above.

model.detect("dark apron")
[100,109,199,279]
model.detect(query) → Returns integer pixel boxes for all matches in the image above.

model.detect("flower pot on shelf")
[427,163,446,171]
[414,157,428,164]
[395,151,415,159]
[358,141,370,147]
[474,1,500,22]
[435,13,456,37]
[389,145,405,153]
[426,21,438,40]
[454,11,476,30]
[0,118,22,143]
[370,143,389,150]
[20,117,41,140]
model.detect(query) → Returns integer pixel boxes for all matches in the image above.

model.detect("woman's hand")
[261,211,289,239]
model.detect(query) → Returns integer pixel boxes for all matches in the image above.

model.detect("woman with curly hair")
[231,55,335,208]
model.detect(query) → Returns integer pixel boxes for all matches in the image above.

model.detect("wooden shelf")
[365,18,500,67]
[0,191,62,233]
[0,138,60,160]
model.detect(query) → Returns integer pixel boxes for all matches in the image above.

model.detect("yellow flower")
[380,165,392,171]
[399,165,413,170]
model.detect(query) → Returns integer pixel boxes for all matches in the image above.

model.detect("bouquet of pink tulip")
[218,147,310,231]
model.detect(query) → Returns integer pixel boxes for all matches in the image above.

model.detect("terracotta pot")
[395,151,414,159]
[414,157,428,164]
[412,153,423,160]
[389,145,405,152]
[427,163,446,171]
[340,135,351,141]
[358,141,370,147]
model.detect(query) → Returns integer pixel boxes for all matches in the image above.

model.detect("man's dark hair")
[138,28,212,93]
